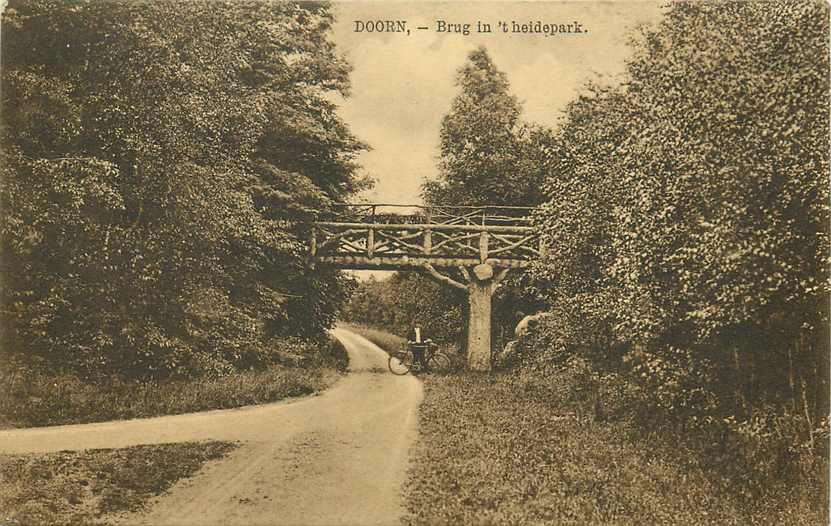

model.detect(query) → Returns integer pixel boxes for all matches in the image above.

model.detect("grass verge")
[406,374,826,526]
[0,441,237,526]
[340,323,407,354]
[0,337,348,428]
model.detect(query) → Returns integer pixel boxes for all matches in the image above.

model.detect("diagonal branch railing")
[311,204,541,270]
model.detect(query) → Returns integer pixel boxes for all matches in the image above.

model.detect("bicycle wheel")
[427,352,451,373]
[388,351,413,375]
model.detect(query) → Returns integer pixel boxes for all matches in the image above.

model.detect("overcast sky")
[329,1,666,206]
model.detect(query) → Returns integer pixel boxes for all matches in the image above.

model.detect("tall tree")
[424,47,549,207]
[1,0,366,378]
[419,47,552,357]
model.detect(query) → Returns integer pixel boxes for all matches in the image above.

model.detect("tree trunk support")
[421,262,509,371]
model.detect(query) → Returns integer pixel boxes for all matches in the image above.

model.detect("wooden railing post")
[367,228,374,258]
[479,231,489,263]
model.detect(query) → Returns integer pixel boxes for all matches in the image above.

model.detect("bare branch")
[423,264,467,290]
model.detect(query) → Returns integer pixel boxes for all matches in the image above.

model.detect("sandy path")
[0,329,423,526]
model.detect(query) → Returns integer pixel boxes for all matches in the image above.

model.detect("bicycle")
[388,339,451,375]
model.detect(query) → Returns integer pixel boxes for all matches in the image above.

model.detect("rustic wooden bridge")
[310,204,543,370]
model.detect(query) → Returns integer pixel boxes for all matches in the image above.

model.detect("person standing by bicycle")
[388,325,449,376]
[408,324,428,371]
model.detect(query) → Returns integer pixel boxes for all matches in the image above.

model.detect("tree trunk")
[467,279,493,371]
[459,296,469,357]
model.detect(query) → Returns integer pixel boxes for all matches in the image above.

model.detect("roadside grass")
[405,374,826,526]
[0,441,237,526]
[341,323,407,354]
[0,337,349,428]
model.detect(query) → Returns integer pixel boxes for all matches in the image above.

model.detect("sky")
[328,1,666,206]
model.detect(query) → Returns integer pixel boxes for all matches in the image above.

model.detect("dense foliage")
[0,336,348,428]
[1,1,365,378]
[525,0,828,470]
[342,273,465,344]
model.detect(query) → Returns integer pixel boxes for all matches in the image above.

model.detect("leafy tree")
[1,0,365,378]
[533,1,829,421]
[424,47,550,207]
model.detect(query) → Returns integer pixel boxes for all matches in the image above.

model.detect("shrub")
[516,301,620,374]
[515,340,828,507]
[0,336,347,427]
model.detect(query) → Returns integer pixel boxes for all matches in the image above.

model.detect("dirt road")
[0,329,423,526]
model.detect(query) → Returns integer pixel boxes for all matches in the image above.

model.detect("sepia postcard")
[0,1,828,524]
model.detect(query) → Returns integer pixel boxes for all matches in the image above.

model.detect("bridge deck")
[311,204,541,270]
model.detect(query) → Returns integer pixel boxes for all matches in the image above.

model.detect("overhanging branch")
[423,264,467,290]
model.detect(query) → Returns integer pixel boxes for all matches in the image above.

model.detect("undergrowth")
[0,337,348,428]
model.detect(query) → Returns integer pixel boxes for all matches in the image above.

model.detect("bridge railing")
[317,203,535,227]
[310,203,542,269]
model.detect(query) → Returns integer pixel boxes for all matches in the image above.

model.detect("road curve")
[1,328,423,526]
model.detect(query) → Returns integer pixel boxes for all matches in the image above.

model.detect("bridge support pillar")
[467,276,494,371]
[465,263,507,371]
[420,262,511,372]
